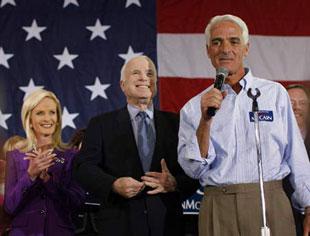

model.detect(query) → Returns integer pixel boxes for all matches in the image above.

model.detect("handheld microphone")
[207,67,229,117]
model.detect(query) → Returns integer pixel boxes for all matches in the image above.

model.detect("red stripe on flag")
[279,81,310,89]
[159,77,310,113]
[159,77,213,113]
[157,0,310,36]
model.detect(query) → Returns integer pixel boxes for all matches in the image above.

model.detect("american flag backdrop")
[0,0,310,144]
[0,0,157,142]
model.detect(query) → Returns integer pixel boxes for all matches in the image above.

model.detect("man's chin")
[138,97,150,105]
[218,61,232,67]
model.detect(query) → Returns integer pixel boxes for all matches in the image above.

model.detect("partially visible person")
[1,135,25,202]
[0,160,5,204]
[287,84,310,142]
[0,159,7,236]
[68,128,86,151]
[4,89,84,236]
[285,84,310,235]
[2,136,25,158]
[0,161,4,197]
[73,55,199,236]
[69,128,99,236]
[0,135,25,235]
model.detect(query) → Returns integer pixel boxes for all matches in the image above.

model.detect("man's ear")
[243,42,249,58]
[206,44,210,58]
[120,80,125,92]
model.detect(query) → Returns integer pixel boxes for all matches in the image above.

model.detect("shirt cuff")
[185,133,216,163]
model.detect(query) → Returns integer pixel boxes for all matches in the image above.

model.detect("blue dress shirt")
[178,69,310,209]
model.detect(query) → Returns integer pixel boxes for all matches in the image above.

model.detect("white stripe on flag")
[157,33,310,81]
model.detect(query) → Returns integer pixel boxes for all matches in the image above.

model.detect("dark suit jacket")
[73,107,199,236]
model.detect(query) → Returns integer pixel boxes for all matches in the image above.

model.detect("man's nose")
[220,40,231,53]
[291,101,301,110]
[140,73,148,81]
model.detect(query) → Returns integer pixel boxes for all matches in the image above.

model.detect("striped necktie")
[137,111,155,172]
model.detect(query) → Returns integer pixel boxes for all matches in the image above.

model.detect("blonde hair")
[3,135,25,157]
[21,89,67,152]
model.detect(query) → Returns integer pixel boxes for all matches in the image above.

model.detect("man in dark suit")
[73,55,199,236]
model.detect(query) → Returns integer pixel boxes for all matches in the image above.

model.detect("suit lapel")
[149,109,164,172]
[116,107,144,175]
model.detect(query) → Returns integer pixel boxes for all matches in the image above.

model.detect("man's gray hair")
[205,14,249,46]
[120,55,157,81]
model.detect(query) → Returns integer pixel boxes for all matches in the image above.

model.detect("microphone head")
[216,67,229,78]
[207,67,229,117]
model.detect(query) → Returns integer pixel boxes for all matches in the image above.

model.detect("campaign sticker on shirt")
[249,110,274,122]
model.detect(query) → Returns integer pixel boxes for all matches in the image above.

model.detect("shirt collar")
[127,103,154,120]
[222,67,253,93]
[239,68,254,91]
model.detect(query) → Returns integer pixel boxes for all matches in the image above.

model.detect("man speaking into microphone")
[178,14,310,236]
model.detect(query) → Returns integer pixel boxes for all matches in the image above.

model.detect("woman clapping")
[4,89,84,236]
